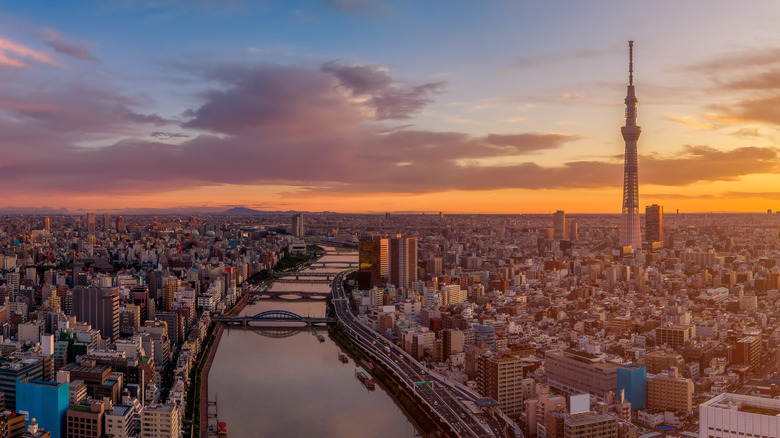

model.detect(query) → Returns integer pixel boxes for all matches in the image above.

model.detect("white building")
[699,393,780,438]
[140,403,180,438]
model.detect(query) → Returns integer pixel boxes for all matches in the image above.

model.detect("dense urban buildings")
[0,207,772,436]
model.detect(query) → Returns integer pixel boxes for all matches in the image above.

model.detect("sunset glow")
[2,1,780,213]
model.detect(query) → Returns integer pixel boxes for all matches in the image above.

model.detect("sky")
[1,1,780,214]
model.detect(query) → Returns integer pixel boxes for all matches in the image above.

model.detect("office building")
[699,393,780,438]
[291,213,304,237]
[6,273,19,302]
[0,411,25,436]
[0,360,44,410]
[553,211,567,240]
[72,287,120,341]
[102,213,110,231]
[645,204,662,243]
[568,220,578,242]
[655,324,695,348]
[358,236,389,283]
[43,217,51,231]
[140,404,180,438]
[426,257,443,276]
[642,350,685,375]
[545,350,620,401]
[16,379,69,438]
[616,364,646,410]
[441,329,464,357]
[61,360,121,404]
[473,324,496,350]
[86,213,96,234]
[477,354,530,418]
[67,399,106,438]
[564,412,618,438]
[389,237,417,289]
[733,336,762,369]
[114,216,125,233]
[646,368,693,413]
[105,404,137,438]
[620,41,642,250]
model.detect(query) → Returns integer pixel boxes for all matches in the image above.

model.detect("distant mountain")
[216,207,268,215]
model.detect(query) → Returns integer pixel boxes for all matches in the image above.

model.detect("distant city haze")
[1,2,779,213]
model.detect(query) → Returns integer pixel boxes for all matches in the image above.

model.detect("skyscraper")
[645,204,663,243]
[620,41,642,250]
[358,236,388,282]
[553,210,567,240]
[291,213,304,237]
[43,216,51,231]
[114,216,125,233]
[72,287,120,341]
[103,213,111,231]
[86,213,96,233]
[389,236,417,289]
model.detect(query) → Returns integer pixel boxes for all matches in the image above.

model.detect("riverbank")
[197,323,223,437]
[329,327,446,438]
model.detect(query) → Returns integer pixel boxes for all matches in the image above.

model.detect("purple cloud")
[35,28,98,61]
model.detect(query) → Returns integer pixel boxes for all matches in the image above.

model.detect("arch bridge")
[212,309,336,326]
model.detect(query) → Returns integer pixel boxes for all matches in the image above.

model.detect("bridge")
[307,260,359,267]
[246,290,330,299]
[273,278,331,284]
[212,309,336,326]
[285,271,335,277]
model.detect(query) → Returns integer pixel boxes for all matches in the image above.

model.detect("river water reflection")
[207,250,421,437]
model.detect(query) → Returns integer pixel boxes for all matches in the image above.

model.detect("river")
[207,248,421,437]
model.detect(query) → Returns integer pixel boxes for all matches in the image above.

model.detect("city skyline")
[2,2,780,213]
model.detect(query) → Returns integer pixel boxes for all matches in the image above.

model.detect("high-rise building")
[389,237,417,289]
[568,220,578,242]
[16,379,69,438]
[43,216,51,231]
[0,360,44,411]
[72,287,120,341]
[553,210,567,240]
[358,236,389,282]
[700,393,780,438]
[86,213,96,233]
[291,213,304,237]
[441,329,464,357]
[645,204,662,243]
[114,216,125,233]
[616,364,646,410]
[477,354,529,418]
[620,41,642,250]
[7,272,20,302]
[733,336,762,368]
[103,213,111,231]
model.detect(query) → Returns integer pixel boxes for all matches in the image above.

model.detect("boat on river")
[356,370,376,390]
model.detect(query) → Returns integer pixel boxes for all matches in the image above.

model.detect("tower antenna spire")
[628,41,634,86]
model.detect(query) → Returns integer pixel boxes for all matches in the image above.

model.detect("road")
[331,271,521,438]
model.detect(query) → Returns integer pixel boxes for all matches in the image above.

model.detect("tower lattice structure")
[620,41,642,250]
